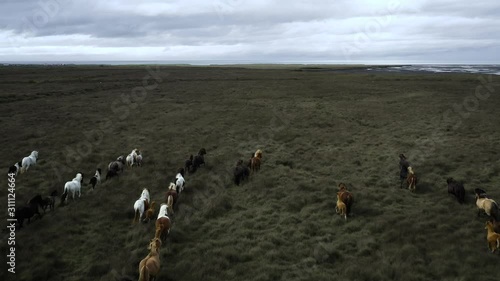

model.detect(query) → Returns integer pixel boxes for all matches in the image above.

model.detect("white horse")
[133,188,150,223]
[126,149,139,167]
[20,151,38,174]
[62,173,83,202]
[175,172,185,194]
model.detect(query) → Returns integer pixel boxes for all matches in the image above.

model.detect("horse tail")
[133,208,139,224]
[138,264,148,281]
[491,201,500,222]
[154,223,162,240]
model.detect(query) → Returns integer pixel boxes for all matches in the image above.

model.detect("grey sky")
[0,0,499,63]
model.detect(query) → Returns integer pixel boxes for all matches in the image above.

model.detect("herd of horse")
[10,147,209,280]
[8,148,500,280]
[398,163,500,253]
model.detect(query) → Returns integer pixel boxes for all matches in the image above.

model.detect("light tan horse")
[335,193,347,221]
[406,166,417,192]
[155,203,172,242]
[485,221,500,253]
[138,238,162,281]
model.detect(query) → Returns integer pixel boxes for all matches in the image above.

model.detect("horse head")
[76,173,83,184]
[255,149,263,159]
[338,183,347,191]
[407,166,414,174]
[177,167,185,177]
[168,182,176,190]
[446,177,455,185]
[198,148,207,156]
[148,238,162,252]
[32,151,39,158]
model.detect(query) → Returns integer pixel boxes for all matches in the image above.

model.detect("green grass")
[0,66,499,281]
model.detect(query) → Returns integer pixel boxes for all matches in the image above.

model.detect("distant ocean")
[2,61,500,75]
[367,65,500,75]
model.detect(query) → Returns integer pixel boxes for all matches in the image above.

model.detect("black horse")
[447,178,465,204]
[184,155,193,174]
[234,160,250,186]
[16,195,44,229]
[191,148,207,173]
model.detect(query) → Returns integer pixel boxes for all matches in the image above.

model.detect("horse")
[337,183,354,216]
[191,148,206,173]
[107,156,125,180]
[15,195,44,229]
[335,193,347,221]
[175,172,185,194]
[88,168,101,190]
[62,173,84,203]
[234,160,250,186]
[490,218,500,233]
[8,161,22,177]
[475,189,499,221]
[20,151,39,174]
[185,155,193,174]
[446,178,465,204]
[126,148,139,167]
[250,156,261,173]
[138,238,162,281]
[155,203,172,242]
[136,152,143,167]
[144,201,156,222]
[406,166,417,192]
[166,182,178,215]
[133,188,150,223]
[41,190,58,212]
[485,221,500,253]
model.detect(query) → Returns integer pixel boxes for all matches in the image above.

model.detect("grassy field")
[0,65,499,281]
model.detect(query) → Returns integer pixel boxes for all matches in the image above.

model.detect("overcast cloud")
[0,0,499,63]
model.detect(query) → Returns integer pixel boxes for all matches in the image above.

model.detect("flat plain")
[0,65,499,281]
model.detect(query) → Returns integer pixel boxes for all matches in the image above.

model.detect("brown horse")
[406,166,417,192]
[165,183,178,215]
[138,238,162,281]
[338,183,354,216]
[144,201,156,222]
[155,203,172,242]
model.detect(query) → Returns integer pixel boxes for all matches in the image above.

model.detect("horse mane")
[407,166,415,174]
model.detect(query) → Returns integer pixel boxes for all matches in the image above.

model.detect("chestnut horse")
[338,183,354,216]
[138,238,162,281]
[155,203,172,242]
[406,166,417,192]
[165,183,178,215]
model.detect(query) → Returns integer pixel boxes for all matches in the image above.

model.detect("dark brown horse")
[338,183,354,216]
[234,160,250,185]
[16,195,44,229]
[447,178,465,204]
